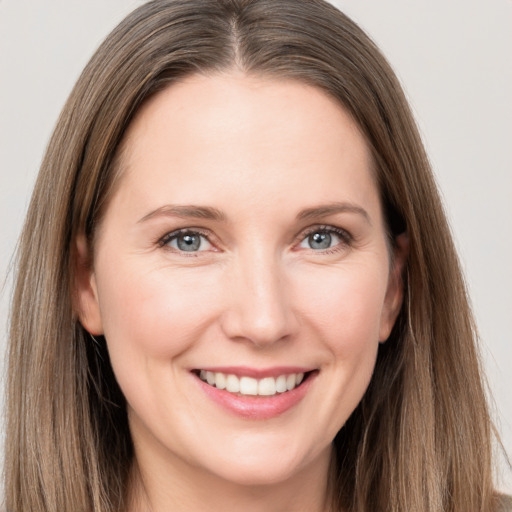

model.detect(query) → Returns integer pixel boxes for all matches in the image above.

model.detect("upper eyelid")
[157,227,214,247]
[297,224,352,241]
[293,225,354,255]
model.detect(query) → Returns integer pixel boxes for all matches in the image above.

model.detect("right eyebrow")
[138,204,226,223]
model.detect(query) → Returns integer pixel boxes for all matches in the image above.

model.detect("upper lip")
[192,366,316,379]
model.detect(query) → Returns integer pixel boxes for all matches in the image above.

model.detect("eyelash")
[297,225,353,254]
[157,228,213,255]
[157,225,353,255]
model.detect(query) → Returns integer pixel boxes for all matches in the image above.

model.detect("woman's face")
[77,73,406,488]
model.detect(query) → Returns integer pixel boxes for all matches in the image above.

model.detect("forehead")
[123,72,370,164]
[108,72,379,223]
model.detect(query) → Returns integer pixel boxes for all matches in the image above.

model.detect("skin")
[76,73,407,512]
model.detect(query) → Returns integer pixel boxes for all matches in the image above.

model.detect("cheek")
[294,261,389,352]
[96,263,222,361]
[289,261,388,437]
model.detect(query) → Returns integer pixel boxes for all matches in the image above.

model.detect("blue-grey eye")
[299,229,343,251]
[166,231,212,252]
[308,232,332,250]
[177,234,201,251]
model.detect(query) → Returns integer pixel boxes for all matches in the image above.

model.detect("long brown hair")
[4,1,500,510]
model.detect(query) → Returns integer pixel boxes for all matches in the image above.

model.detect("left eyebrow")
[297,202,372,225]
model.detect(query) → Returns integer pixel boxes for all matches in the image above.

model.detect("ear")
[379,232,409,342]
[73,233,104,335]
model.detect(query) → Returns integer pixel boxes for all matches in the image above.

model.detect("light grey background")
[1,0,511,496]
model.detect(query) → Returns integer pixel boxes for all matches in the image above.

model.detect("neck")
[126,445,335,512]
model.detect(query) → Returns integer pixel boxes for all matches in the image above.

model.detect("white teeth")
[206,371,215,386]
[240,376,258,395]
[215,372,226,390]
[258,377,276,396]
[226,374,240,393]
[286,374,296,391]
[275,375,287,393]
[198,371,308,396]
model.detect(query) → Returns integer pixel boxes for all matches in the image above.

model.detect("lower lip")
[195,373,316,420]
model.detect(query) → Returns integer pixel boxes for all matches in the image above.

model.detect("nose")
[220,250,299,348]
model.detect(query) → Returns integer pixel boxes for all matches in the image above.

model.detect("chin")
[208,459,306,488]
[197,436,331,489]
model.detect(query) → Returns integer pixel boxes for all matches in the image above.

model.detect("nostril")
[219,310,295,347]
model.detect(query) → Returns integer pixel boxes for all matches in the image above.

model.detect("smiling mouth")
[196,370,313,397]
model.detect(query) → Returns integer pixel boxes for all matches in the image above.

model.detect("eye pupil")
[309,232,332,250]
[177,234,201,251]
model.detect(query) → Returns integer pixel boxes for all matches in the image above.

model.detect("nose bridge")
[221,245,296,346]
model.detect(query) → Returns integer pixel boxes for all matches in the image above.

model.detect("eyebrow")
[297,202,371,225]
[138,201,370,225]
[138,204,226,223]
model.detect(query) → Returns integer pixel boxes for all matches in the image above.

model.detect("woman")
[4,0,508,510]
